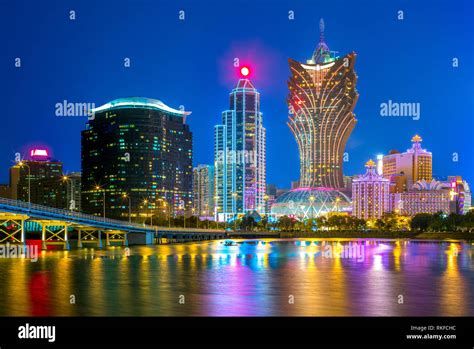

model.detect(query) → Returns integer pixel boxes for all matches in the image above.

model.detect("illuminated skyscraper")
[287,18,358,189]
[3,149,68,208]
[193,164,214,218]
[352,160,390,220]
[214,73,266,221]
[382,135,432,188]
[81,97,193,221]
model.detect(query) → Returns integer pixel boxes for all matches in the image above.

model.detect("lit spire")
[365,159,376,168]
[319,18,325,43]
[312,18,331,64]
[411,134,422,143]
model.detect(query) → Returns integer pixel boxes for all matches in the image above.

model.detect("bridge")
[0,198,226,250]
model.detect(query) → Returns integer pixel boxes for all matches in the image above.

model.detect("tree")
[277,215,296,231]
[240,216,256,231]
[410,213,432,232]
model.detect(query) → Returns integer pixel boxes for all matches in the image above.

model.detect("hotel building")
[352,160,390,220]
[287,18,358,189]
[383,135,432,188]
[81,97,193,221]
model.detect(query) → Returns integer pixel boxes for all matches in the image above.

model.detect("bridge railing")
[0,197,225,233]
[0,197,151,230]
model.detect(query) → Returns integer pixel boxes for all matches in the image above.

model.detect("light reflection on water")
[0,239,472,316]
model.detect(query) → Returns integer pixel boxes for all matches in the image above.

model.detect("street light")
[192,207,198,228]
[162,201,171,228]
[122,193,132,223]
[143,199,153,226]
[179,200,186,228]
[95,185,106,218]
[62,175,76,211]
[18,161,31,205]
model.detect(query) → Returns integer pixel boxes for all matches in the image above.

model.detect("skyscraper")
[193,164,214,218]
[383,135,432,188]
[81,97,193,221]
[272,19,356,219]
[214,76,266,221]
[352,160,390,220]
[287,18,358,189]
[3,148,68,208]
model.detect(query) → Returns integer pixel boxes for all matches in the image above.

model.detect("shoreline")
[230,231,474,242]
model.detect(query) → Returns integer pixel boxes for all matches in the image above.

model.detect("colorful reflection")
[0,239,472,316]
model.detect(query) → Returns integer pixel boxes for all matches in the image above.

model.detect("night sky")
[1,0,473,188]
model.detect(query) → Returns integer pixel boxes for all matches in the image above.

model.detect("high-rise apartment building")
[193,165,214,218]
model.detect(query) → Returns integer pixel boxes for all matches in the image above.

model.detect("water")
[0,239,473,316]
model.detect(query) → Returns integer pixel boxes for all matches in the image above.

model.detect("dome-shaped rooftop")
[271,187,351,219]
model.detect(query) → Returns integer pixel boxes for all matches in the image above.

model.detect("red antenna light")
[240,66,250,77]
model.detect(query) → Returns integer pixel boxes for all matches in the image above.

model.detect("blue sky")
[1,0,473,188]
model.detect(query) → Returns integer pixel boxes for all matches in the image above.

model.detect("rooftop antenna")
[319,18,325,43]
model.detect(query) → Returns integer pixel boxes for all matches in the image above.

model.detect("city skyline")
[2,0,473,189]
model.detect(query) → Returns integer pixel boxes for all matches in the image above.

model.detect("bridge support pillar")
[98,231,103,249]
[106,232,110,246]
[20,219,25,245]
[63,225,70,251]
[77,230,82,248]
[41,226,47,250]
[123,234,128,247]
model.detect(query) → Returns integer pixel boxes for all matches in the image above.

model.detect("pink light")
[30,149,49,157]
[451,182,456,188]
[292,187,335,192]
[240,66,250,77]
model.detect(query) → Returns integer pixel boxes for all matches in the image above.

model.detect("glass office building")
[214,79,266,221]
[81,97,193,221]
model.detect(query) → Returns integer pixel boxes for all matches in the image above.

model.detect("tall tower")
[287,18,358,189]
[214,73,266,220]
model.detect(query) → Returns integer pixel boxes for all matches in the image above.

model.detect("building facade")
[81,97,193,221]
[352,160,390,220]
[193,165,214,218]
[383,135,432,188]
[65,172,82,211]
[287,18,358,189]
[446,176,471,214]
[214,79,266,220]
[392,190,451,216]
[0,149,68,208]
